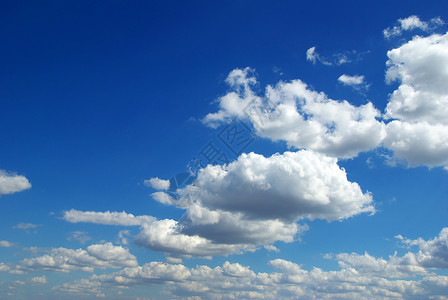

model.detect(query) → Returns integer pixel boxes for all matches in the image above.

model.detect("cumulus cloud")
[204,68,385,158]
[0,170,31,197]
[338,74,370,92]
[30,276,47,284]
[383,32,448,167]
[17,243,138,273]
[0,263,10,272]
[53,228,448,298]
[63,209,156,226]
[384,15,445,38]
[66,150,372,258]
[134,150,374,257]
[335,227,448,281]
[0,240,14,248]
[54,251,448,299]
[144,177,170,190]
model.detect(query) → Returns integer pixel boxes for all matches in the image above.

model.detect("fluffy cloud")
[396,227,448,269]
[0,263,10,272]
[65,150,373,258]
[54,254,448,299]
[30,276,47,284]
[176,150,374,222]
[52,229,448,299]
[338,74,366,86]
[18,243,137,273]
[135,150,373,257]
[0,170,31,197]
[63,209,156,226]
[383,32,448,167]
[335,227,448,281]
[0,240,14,247]
[383,15,444,38]
[204,68,385,158]
[144,177,170,190]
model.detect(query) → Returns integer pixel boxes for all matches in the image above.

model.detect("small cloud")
[338,74,365,86]
[0,170,31,197]
[117,230,131,245]
[144,177,170,190]
[0,240,14,248]
[264,245,280,252]
[30,276,47,284]
[272,65,283,76]
[306,47,366,66]
[338,74,370,92]
[13,223,40,230]
[384,15,445,38]
[166,257,183,264]
[68,231,92,244]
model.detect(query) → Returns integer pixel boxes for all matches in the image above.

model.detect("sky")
[1,1,448,299]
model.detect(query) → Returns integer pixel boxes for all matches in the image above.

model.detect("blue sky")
[1,1,448,299]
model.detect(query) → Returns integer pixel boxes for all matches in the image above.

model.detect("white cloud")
[383,32,448,168]
[30,275,47,284]
[117,230,131,245]
[0,170,31,197]
[66,150,373,258]
[383,15,444,38]
[0,240,14,248]
[53,246,448,299]
[63,209,156,226]
[396,227,448,269]
[144,177,170,190]
[18,243,138,273]
[306,46,319,64]
[383,121,448,167]
[180,150,374,222]
[0,263,10,272]
[68,231,92,244]
[135,219,257,257]
[306,47,362,66]
[204,68,385,158]
[136,150,373,257]
[338,74,365,86]
[13,223,40,230]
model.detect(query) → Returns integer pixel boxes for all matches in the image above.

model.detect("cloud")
[0,263,10,272]
[18,243,138,273]
[63,209,156,226]
[0,240,14,248]
[306,46,319,64]
[117,230,131,245]
[383,15,445,38]
[338,74,368,87]
[204,68,385,158]
[306,47,363,66]
[68,231,92,244]
[0,170,31,197]
[13,223,40,230]
[396,227,448,269]
[30,276,47,284]
[53,240,448,299]
[134,150,373,257]
[383,32,448,167]
[144,177,170,190]
[66,150,372,258]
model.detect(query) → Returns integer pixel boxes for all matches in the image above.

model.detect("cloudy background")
[1,1,447,299]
